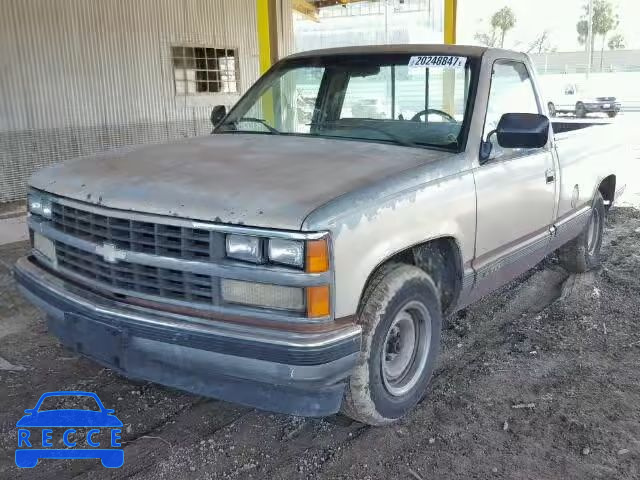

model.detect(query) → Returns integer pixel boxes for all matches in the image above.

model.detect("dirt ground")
[1,207,639,480]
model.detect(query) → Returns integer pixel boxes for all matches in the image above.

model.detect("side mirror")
[210,105,227,127]
[495,113,549,149]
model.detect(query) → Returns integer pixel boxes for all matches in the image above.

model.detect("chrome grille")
[51,203,223,261]
[56,243,217,304]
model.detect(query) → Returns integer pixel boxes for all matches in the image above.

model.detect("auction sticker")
[408,55,467,68]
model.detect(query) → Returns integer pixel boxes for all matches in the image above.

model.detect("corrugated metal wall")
[276,0,295,58]
[0,0,264,203]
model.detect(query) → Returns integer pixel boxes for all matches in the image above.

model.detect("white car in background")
[547,83,621,118]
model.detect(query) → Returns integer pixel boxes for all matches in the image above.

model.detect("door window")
[483,61,540,160]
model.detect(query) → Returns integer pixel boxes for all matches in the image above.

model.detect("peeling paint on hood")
[30,133,451,230]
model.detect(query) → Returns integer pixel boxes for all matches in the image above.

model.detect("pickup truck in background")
[547,82,621,118]
[15,45,627,426]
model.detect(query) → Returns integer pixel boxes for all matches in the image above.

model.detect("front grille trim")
[28,195,332,322]
[52,203,224,262]
[56,242,219,305]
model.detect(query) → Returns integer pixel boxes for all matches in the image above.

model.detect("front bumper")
[14,256,361,417]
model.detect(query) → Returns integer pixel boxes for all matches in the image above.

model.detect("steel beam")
[256,0,278,74]
[444,0,457,45]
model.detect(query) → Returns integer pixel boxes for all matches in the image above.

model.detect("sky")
[457,0,640,51]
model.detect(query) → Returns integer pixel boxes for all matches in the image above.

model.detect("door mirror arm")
[479,130,496,164]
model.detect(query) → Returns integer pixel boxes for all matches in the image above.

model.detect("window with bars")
[171,46,238,95]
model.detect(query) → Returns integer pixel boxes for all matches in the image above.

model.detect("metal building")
[1,0,450,204]
[0,0,294,203]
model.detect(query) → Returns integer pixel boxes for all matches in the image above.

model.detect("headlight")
[27,191,53,219]
[225,234,263,263]
[268,238,304,268]
[225,233,329,273]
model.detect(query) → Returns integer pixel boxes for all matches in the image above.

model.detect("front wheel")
[575,102,587,118]
[548,102,556,117]
[557,192,605,273]
[607,111,618,118]
[341,264,442,426]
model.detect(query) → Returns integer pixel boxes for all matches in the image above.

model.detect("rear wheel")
[341,263,442,426]
[575,102,587,118]
[548,102,556,117]
[557,192,605,273]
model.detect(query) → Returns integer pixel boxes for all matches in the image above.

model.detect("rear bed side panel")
[554,123,629,220]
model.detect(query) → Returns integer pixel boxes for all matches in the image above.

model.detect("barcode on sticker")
[408,56,467,68]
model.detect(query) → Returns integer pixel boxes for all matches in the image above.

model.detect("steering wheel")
[410,108,457,123]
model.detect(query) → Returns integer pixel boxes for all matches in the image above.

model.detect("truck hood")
[31,134,450,230]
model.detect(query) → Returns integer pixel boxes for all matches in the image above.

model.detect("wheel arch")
[597,174,616,211]
[357,235,464,317]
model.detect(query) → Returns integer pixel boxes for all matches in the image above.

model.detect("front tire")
[557,192,605,273]
[607,111,618,118]
[342,264,442,426]
[575,102,587,118]
[548,102,556,117]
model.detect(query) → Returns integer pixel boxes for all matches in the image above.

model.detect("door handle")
[545,169,555,183]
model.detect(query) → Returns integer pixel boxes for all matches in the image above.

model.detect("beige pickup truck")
[15,45,626,425]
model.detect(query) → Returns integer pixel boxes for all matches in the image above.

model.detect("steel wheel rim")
[587,208,601,255]
[381,300,432,397]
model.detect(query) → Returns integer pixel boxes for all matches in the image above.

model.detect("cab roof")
[286,44,489,60]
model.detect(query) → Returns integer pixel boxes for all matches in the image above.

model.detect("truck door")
[471,60,557,300]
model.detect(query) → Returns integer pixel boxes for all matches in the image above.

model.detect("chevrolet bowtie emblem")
[95,243,126,264]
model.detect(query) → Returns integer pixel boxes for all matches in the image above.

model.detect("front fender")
[307,169,477,319]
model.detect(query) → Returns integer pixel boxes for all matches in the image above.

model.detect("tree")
[576,0,619,71]
[607,33,625,49]
[474,31,497,47]
[526,30,556,54]
[576,18,590,49]
[490,6,516,48]
[474,6,516,48]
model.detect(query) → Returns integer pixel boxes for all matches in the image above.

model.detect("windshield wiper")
[220,117,280,134]
[307,121,416,148]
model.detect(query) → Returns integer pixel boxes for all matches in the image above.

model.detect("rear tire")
[341,263,442,426]
[557,192,605,273]
[548,102,556,117]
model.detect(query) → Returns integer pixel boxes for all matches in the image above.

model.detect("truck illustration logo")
[15,391,124,468]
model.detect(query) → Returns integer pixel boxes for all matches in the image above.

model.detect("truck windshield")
[216,53,475,151]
